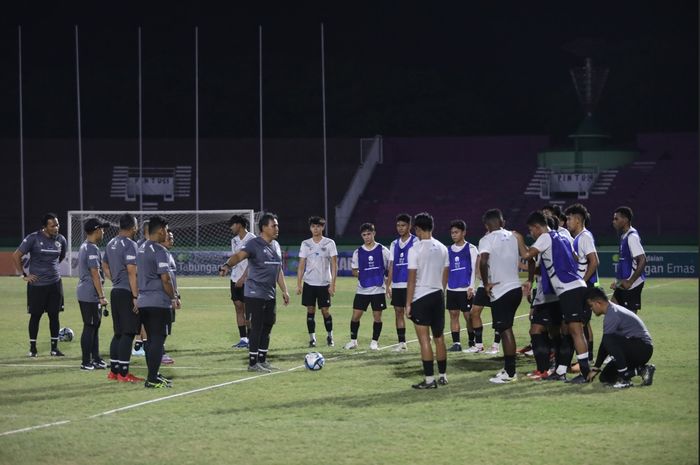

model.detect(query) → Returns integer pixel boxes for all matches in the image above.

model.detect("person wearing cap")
[12,213,68,357]
[76,218,110,370]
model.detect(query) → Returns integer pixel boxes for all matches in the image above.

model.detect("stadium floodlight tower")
[569,58,611,168]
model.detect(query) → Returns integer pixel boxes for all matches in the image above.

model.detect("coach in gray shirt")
[223,212,290,373]
[136,216,177,388]
[12,213,68,357]
[76,218,110,370]
[586,287,655,388]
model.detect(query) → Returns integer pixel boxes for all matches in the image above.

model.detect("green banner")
[598,250,698,278]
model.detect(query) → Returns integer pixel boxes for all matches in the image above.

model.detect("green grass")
[0,276,697,465]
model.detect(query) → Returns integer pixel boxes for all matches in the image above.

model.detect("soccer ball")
[58,327,74,342]
[304,352,325,371]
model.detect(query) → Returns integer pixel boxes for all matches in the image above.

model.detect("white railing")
[335,136,383,236]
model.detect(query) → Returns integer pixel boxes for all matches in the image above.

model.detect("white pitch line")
[0,420,71,437]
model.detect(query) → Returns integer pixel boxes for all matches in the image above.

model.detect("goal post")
[67,210,256,277]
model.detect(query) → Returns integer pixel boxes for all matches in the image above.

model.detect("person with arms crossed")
[386,213,418,352]
[406,213,450,389]
[445,219,478,352]
[12,213,68,357]
[76,218,110,370]
[585,287,655,388]
[296,216,338,348]
[513,211,591,384]
[222,213,290,373]
[219,215,255,349]
[478,209,524,384]
[136,216,177,388]
[344,223,391,350]
[102,213,143,383]
[611,206,647,313]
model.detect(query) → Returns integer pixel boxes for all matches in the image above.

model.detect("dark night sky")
[0,2,697,140]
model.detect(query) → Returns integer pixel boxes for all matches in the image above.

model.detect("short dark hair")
[258,212,278,231]
[546,215,559,230]
[450,219,466,231]
[543,204,566,221]
[142,220,150,232]
[564,203,589,222]
[42,213,58,227]
[228,214,249,229]
[395,213,411,224]
[308,216,326,226]
[585,286,608,303]
[413,212,434,232]
[148,216,168,236]
[526,211,548,227]
[119,213,137,230]
[482,208,503,225]
[614,206,633,222]
[360,222,375,233]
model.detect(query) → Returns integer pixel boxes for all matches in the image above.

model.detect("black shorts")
[301,282,332,308]
[446,290,473,312]
[473,287,491,308]
[558,286,589,323]
[245,297,277,326]
[613,282,644,313]
[409,290,445,337]
[230,281,245,302]
[139,307,172,338]
[167,308,175,335]
[530,301,562,327]
[79,301,102,326]
[27,281,64,315]
[111,288,141,335]
[490,287,522,331]
[353,293,387,312]
[390,288,408,307]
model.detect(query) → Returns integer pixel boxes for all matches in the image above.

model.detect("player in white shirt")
[611,206,647,313]
[296,216,338,348]
[513,211,592,384]
[445,220,479,352]
[219,215,256,349]
[565,203,599,367]
[386,214,419,352]
[405,213,450,389]
[478,209,524,384]
[344,223,391,350]
[543,204,574,244]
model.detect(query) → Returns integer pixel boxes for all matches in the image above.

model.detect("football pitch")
[0,276,697,465]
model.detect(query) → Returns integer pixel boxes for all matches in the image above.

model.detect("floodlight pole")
[75,25,84,211]
[321,23,329,234]
[18,26,25,238]
[258,25,264,212]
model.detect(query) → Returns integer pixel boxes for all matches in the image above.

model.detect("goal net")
[67,210,256,276]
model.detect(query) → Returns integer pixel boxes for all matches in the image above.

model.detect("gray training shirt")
[603,302,653,345]
[241,236,283,300]
[136,240,173,308]
[103,235,138,291]
[17,231,67,286]
[76,241,103,303]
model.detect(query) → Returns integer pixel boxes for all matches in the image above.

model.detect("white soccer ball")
[58,327,74,342]
[304,352,325,371]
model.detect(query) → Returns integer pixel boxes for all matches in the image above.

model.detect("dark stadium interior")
[0,3,697,246]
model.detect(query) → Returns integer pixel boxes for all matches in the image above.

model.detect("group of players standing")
[221,204,654,389]
[13,203,655,390]
[13,213,181,388]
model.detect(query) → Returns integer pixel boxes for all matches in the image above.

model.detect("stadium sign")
[598,251,698,278]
